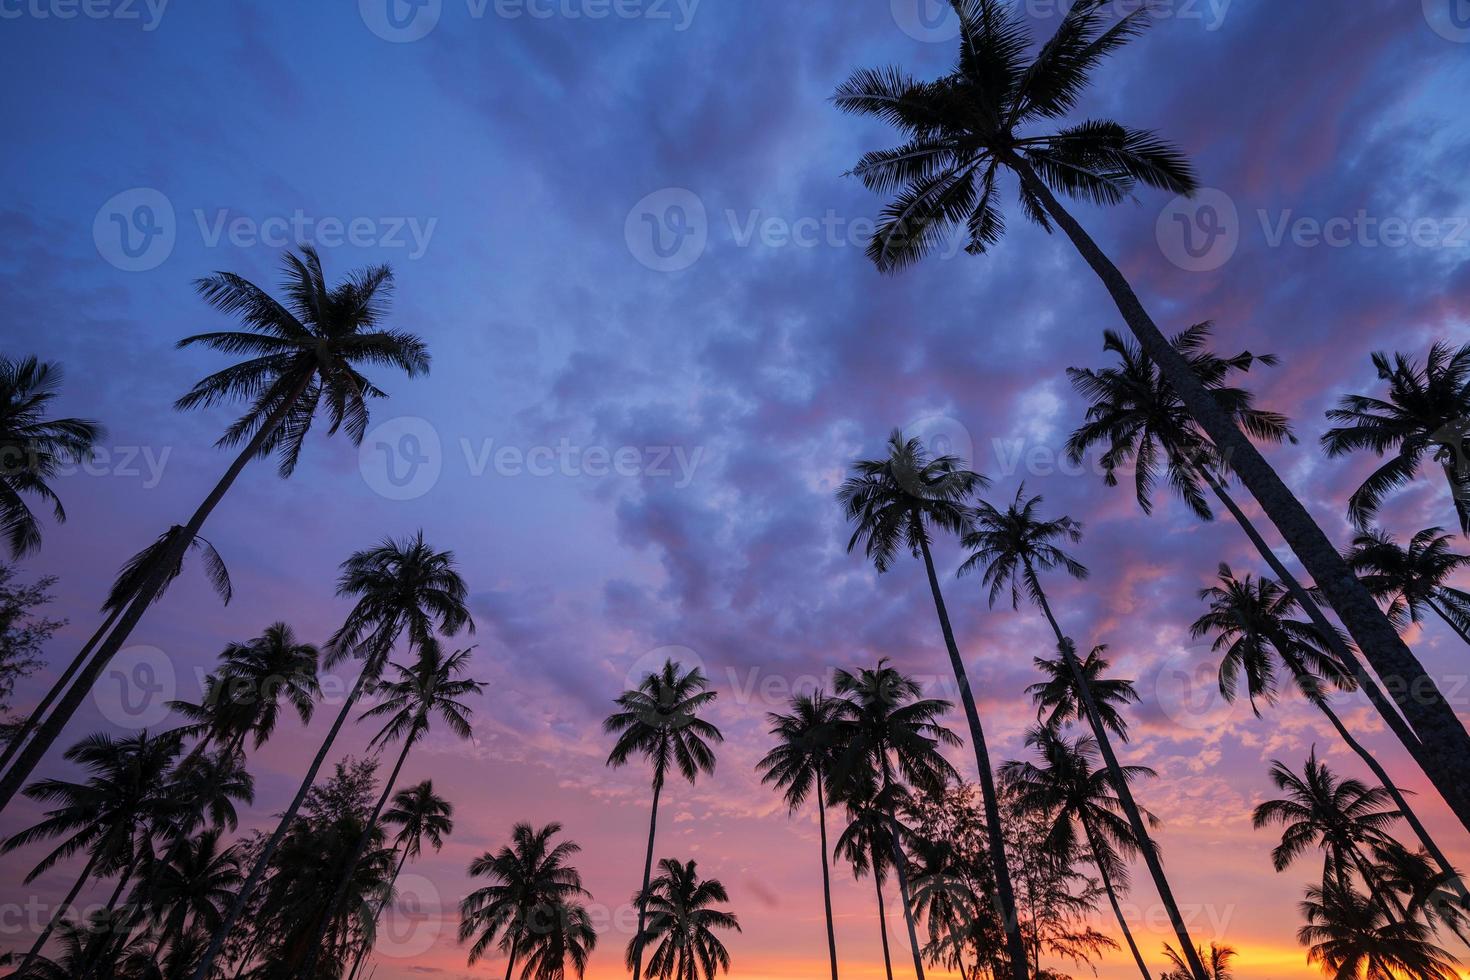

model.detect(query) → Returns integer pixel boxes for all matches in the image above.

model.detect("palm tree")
[1,731,182,972]
[755,690,845,980]
[191,532,472,980]
[836,431,1031,978]
[1191,564,1458,886]
[628,858,739,980]
[206,621,321,756]
[1252,751,1402,911]
[1062,327,1464,833]
[299,645,483,976]
[1346,526,1470,647]
[1299,882,1460,980]
[0,247,431,818]
[833,0,1470,854]
[1321,343,1470,533]
[831,661,959,980]
[0,354,104,558]
[1161,942,1235,980]
[1002,728,1158,980]
[1026,644,1138,739]
[833,783,899,980]
[961,485,1203,968]
[144,828,243,965]
[604,658,723,980]
[459,822,598,980]
[347,779,455,980]
[905,834,984,980]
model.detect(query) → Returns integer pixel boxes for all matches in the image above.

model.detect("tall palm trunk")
[885,814,926,980]
[1079,817,1152,980]
[1027,575,1207,980]
[0,374,314,817]
[299,725,419,978]
[347,843,412,980]
[816,775,840,980]
[503,934,520,980]
[19,849,102,972]
[870,845,895,980]
[631,772,665,980]
[189,664,375,980]
[0,607,122,780]
[1012,159,1470,826]
[915,531,1029,980]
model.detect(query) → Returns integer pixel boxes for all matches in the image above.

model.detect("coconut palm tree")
[755,690,846,980]
[191,532,472,980]
[837,431,1031,977]
[833,782,900,980]
[604,659,723,980]
[1321,342,1470,533]
[143,828,243,965]
[1026,644,1138,739]
[195,622,321,757]
[1066,327,1467,831]
[459,822,598,980]
[1298,882,1460,980]
[833,0,1470,868]
[1252,751,1403,911]
[1346,526,1470,647]
[629,859,739,980]
[1191,564,1458,887]
[1002,728,1157,980]
[346,779,455,980]
[905,834,984,980]
[299,645,483,976]
[960,485,1203,967]
[1160,942,1235,980]
[0,354,104,558]
[0,247,431,819]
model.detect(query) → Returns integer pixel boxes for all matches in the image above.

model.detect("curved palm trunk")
[0,375,314,818]
[76,859,139,979]
[1079,817,1152,980]
[1027,577,1208,980]
[915,532,1030,980]
[189,665,374,980]
[0,607,122,781]
[347,843,411,980]
[885,817,926,980]
[871,847,895,980]
[299,729,418,978]
[816,778,841,980]
[19,849,101,972]
[1012,159,1470,827]
[1425,596,1470,648]
[631,773,665,980]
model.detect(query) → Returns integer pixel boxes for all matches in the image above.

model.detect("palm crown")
[604,659,723,791]
[630,858,740,980]
[1345,526,1470,637]
[959,485,1086,609]
[360,645,482,751]
[1251,749,1399,875]
[833,0,1195,271]
[0,355,104,557]
[384,779,454,858]
[830,660,959,798]
[1298,883,1460,980]
[755,690,845,813]
[1025,644,1140,739]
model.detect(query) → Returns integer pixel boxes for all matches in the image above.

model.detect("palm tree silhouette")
[0,247,431,819]
[144,828,243,967]
[961,485,1203,967]
[1346,526,1470,646]
[1066,325,1465,830]
[0,354,104,558]
[629,858,739,980]
[831,661,959,980]
[604,658,723,980]
[1002,727,1158,980]
[346,779,455,980]
[756,689,846,980]
[191,532,472,980]
[833,0,1469,870]
[1026,644,1138,739]
[1298,882,1460,980]
[300,645,483,975]
[836,430,1031,976]
[1160,942,1235,980]
[1322,342,1470,532]
[1192,564,1458,888]
[459,821,598,980]
[905,834,983,980]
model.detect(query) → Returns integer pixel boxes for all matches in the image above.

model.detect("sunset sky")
[3,1,1470,978]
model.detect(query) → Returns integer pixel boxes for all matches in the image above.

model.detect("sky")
[3,0,1470,978]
